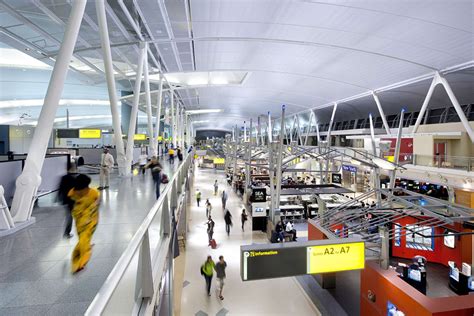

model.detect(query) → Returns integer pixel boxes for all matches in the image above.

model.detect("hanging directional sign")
[241,239,364,281]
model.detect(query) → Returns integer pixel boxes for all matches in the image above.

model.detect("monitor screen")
[449,267,459,282]
[408,269,421,282]
[468,277,474,291]
[444,232,455,248]
[387,301,405,316]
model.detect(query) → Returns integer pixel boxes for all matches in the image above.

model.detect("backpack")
[161,174,169,184]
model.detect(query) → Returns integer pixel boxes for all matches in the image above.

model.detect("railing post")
[135,230,154,299]
[161,195,170,236]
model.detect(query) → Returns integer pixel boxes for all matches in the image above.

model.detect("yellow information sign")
[307,241,365,274]
[79,129,101,139]
[134,134,146,141]
[213,158,225,164]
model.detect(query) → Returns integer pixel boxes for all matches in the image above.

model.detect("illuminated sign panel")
[79,129,101,139]
[307,242,365,274]
[213,158,225,164]
[134,134,146,141]
[241,239,364,281]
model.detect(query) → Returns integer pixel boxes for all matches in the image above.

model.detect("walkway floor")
[0,159,178,315]
[178,167,320,316]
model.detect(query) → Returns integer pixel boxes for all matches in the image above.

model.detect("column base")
[0,217,36,237]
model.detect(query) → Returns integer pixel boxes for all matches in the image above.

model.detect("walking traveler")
[221,190,228,209]
[206,216,215,242]
[138,151,148,175]
[99,148,114,190]
[201,256,215,296]
[68,174,100,273]
[196,189,202,206]
[224,209,232,236]
[241,209,248,231]
[146,157,163,199]
[168,146,175,164]
[213,180,218,195]
[206,201,212,218]
[177,147,183,162]
[215,255,227,300]
[58,169,77,238]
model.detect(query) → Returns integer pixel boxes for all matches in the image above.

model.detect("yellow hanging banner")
[79,129,101,139]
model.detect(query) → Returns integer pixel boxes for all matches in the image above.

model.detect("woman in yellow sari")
[68,174,100,273]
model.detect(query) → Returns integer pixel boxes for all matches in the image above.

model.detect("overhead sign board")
[250,187,267,202]
[134,134,147,141]
[342,165,357,172]
[79,129,101,139]
[241,239,364,281]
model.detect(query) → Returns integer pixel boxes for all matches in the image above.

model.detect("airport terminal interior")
[1,1,474,315]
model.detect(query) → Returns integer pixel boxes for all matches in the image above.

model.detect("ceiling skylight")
[0,47,51,70]
[150,71,249,87]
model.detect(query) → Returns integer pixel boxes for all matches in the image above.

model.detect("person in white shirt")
[99,148,114,190]
[138,151,148,175]
[285,220,297,241]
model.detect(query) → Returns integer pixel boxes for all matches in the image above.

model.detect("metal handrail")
[85,153,192,315]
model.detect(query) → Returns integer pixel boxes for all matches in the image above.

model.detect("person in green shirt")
[201,255,215,296]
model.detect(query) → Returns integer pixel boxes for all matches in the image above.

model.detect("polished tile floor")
[178,168,320,316]
[0,159,178,315]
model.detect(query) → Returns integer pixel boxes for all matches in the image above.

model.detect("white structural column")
[275,105,286,209]
[369,114,382,206]
[170,90,175,145]
[125,43,146,175]
[143,43,155,155]
[372,92,391,135]
[154,76,164,156]
[10,0,87,222]
[96,0,126,174]
[390,109,405,190]
[175,103,180,146]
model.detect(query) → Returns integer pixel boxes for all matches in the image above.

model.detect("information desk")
[241,238,365,281]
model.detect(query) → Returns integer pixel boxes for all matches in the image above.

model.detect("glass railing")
[411,154,474,172]
[85,153,193,315]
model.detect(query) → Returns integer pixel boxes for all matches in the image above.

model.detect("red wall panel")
[391,217,466,267]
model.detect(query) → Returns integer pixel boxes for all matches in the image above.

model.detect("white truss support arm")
[11,0,87,222]
[304,111,313,146]
[154,76,163,157]
[326,103,338,143]
[244,121,247,142]
[412,73,439,133]
[143,43,155,156]
[438,75,474,143]
[296,114,303,145]
[125,43,146,175]
[267,112,273,143]
[372,92,391,135]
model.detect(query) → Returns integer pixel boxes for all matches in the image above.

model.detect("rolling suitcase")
[209,239,217,249]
